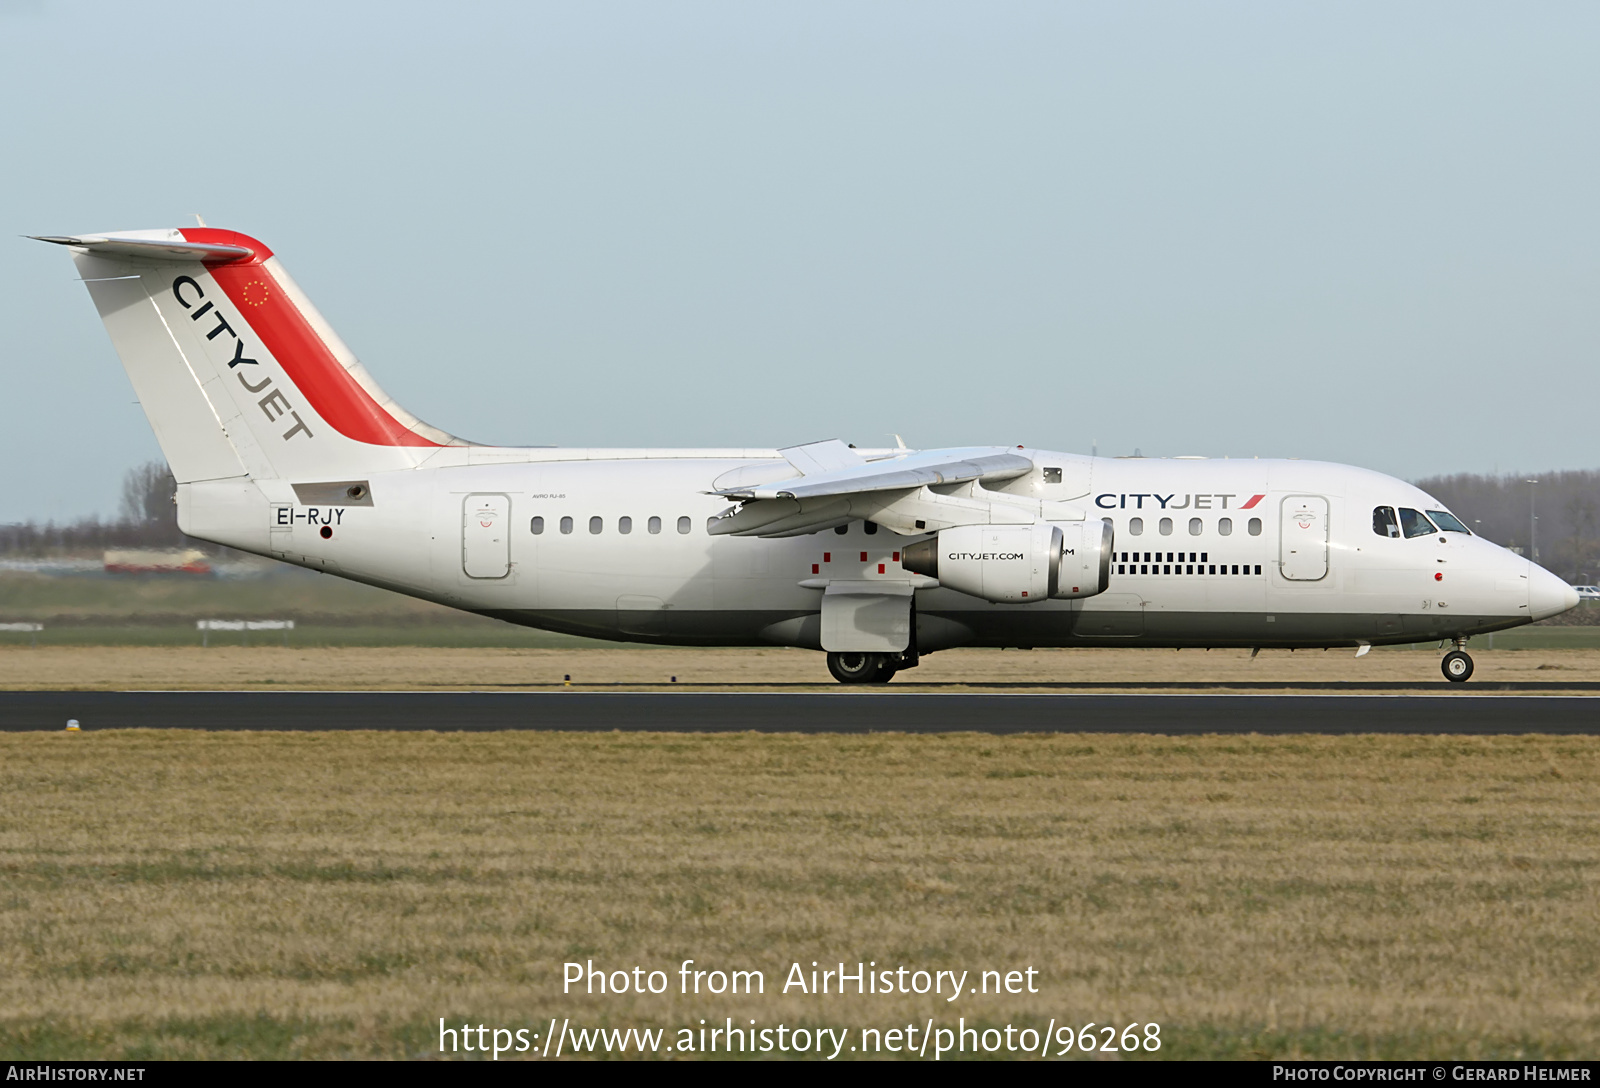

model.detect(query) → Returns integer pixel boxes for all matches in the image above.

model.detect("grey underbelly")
[478,605,1525,649]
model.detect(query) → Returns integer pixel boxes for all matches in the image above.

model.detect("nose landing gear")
[1442,641,1474,683]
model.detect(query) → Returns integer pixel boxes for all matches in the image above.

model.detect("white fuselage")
[178,448,1566,652]
[41,226,1574,661]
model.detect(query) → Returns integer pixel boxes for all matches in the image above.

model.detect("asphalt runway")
[1,691,1598,734]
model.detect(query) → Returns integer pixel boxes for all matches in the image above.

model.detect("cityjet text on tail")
[33,227,1578,683]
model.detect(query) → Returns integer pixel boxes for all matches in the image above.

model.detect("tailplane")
[36,228,462,483]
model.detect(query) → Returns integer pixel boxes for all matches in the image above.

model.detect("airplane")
[33,227,1579,684]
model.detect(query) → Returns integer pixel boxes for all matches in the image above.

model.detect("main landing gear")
[1442,640,1474,683]
[827,651,912,684]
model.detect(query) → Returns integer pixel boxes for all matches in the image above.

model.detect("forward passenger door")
[1279,495,1329,581]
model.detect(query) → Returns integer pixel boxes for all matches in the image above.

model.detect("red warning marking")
[877,564,885,574]
[860,552,868,562]
[893,551,900,561]
[823,552,830,563]
[812,564,820,574]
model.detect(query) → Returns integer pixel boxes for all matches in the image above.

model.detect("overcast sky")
[2,1,1597,522]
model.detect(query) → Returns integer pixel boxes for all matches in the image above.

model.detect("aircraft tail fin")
[37,228,462,484]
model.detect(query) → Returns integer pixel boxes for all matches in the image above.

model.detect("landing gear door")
[1280,495,1329,581]
[821,581,912,652]
[463,494,511,579]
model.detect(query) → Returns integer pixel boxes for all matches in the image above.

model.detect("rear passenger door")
[463,493,511,579]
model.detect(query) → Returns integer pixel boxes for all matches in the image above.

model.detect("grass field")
[3,644,1600,692]
[1,730,1597,1060]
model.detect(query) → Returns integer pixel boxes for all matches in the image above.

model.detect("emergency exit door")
[1280,495,1329,581]
[463,494,511,578]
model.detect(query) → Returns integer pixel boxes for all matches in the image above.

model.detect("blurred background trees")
[0,461,188,555]
[1417,471,1600,586]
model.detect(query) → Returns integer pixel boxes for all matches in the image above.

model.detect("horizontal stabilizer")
[31,233,254,263]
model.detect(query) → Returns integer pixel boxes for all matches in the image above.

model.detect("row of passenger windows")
[1125,516,1262,538]
[1118,561,1262,576]
[529,509,1471,544]
[531,515,695,535]
[1372,506,1471,539]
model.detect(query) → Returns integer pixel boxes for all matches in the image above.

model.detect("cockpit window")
[1427,510,1471,534]
[1398,507,1437,539]
[1373,506,1400,538]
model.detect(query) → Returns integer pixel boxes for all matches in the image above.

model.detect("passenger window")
[1129,517,1144,536]
[1218,517,1232,536]
[560,516,573,534]
[530,516,544,535]
[1043,467,1062,484]
[1399,508,1436,539]
[1247,517,1262,536]
[619,516,632,535]
[1427,510,1471,534]
[1159,517,1173,536]
[589,516,603,535]
[1188,517,1202,536]
[1373,506,1400,538]
[677,516,691,535]
[648,516,662,534]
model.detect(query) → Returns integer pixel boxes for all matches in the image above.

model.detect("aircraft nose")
[1528,562,1580,621]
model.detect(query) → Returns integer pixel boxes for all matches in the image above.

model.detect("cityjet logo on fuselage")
[171,275,314,443]
[949,552,1025,561]
[1094,493,1265,511]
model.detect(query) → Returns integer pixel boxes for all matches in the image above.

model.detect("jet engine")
[901,520,1112,603]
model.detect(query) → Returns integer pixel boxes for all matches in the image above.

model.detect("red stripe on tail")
[179,229,441,448]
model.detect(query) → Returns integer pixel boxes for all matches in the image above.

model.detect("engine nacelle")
[901,520,1112,603]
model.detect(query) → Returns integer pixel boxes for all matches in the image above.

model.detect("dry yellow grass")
[1,730,1597,1059]
[2,644,1600,691]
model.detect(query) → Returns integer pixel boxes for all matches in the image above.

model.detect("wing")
[708,443,1049,538]
[715,442,1033,501]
